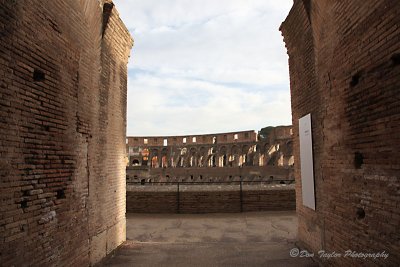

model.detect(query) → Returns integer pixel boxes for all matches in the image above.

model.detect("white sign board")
[299,114,315,210]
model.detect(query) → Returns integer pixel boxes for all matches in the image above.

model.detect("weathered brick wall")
[281,0,400,266]
[127,130,259,147]
[242,189,296,212]
[0,0,133,266]
[126,188,295,213]
[127,191,178,213]
[130,165,292,182]
[126,127,293,170]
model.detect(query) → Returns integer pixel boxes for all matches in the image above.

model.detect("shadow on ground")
[98,211,318,267]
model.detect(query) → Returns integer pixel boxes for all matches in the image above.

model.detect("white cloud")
[113,0,293,136]
[126,73,291,135]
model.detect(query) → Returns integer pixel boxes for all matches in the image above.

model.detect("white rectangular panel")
[299,113,315,210]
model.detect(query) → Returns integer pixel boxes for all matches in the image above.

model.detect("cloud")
[113,0,293,136]
[126,72,291,135]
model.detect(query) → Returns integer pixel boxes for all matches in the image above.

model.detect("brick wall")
[281,0,400,266]
[135,166,291,182]
[0,0,133,266]
[126,187,295,213]
[127,130,258,147]
[126,130,294,173]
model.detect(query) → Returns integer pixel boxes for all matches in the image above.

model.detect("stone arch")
[151,155,158,168]
[252,144,262,166]
[255,144,261,152]
[161,148,168,167]
[219,146,227,167]
[230,145,239,155]
[177,156,185,167]
[131,158,140,166]
[141,148,149,166]
[240,145,249,166]
[207,154,216,167]
[189,147,197,167]
[180,147,187,156]
[198,146,207,167]
[246,145,257,166]
[228,145,239,167]
[150,148,159,168]
[264,143,270,154]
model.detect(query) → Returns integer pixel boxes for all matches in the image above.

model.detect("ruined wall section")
[126,187,296,213]
[0,0,133,266]
[128,166,291,184]
[281,0,400,265]
[128,130,258,147]
[126,134,294,184]
[89,2,133,262]
[127,127,293,169]
[280,0,323,256]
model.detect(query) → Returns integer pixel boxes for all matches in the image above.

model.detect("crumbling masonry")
[126,127,294,183]
[281,0,400,266]
[0,0,133,265]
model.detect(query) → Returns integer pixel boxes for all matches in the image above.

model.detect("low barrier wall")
[126,184,295,213]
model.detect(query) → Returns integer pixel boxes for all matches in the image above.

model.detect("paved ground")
[99,211,318,267]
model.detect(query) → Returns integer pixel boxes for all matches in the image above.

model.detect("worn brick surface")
[128,165,292,183]
[281,0,400,266]
[126,187,295,213]
[0,0,133,266]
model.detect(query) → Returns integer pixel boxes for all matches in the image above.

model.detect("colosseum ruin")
[126,126,294,183]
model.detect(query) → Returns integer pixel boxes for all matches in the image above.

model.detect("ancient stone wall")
[0,0,133,266]
[128,165,292,183]
[281,0,400,265]
[126,186,295,213]
[126,126,294,183]
[127,130,258,147]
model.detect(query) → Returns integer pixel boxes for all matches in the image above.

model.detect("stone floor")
[98,211,318,267]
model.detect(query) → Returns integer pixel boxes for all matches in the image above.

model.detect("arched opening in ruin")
[142,148,149,166]
[178,156,184,167]
[219,146,227,167]
[198,156,204,167]
[208,155,216,167]
[259,154,265,166]
[151,156,158,168]
[189,147,197,167]
[161,155,168,168]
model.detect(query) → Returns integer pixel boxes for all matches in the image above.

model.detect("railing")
[127,179,294,186]
[127,180,295,213]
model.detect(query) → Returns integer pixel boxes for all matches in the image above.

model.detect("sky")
[112,0,293,136]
